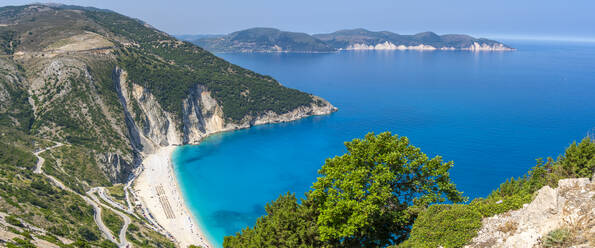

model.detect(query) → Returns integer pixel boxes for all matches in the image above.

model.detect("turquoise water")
[174,40,595,247]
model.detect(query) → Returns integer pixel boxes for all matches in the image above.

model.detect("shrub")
[497,221,518,233]
[401,204,482,248]
[78,227,99,241]
[558,137,595,178]
[543,228,572,247]
[8,238,35,248]
[6,215,23,227]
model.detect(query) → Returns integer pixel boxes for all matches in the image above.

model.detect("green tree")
[224,132,464,247]
[558,137,595,178]
[311,132,464,246]
[223,193,320,248]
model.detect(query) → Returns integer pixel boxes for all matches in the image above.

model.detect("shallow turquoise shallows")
[173,40,595,247]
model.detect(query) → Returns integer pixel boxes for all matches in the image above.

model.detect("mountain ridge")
[193,27,514,53]
[0,4,335,247]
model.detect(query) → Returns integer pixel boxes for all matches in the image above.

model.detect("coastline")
[134,146,211,248]
[131,100,337,247]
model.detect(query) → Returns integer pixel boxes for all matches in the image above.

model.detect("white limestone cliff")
[342,41,514,51]
[114,67,337,154]
[466,176,595,248]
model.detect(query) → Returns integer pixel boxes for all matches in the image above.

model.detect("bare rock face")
[115,67,337,155]
[467,177,595,248]
[97,152,134,182]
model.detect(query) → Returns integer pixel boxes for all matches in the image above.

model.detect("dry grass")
[497,220,518,234]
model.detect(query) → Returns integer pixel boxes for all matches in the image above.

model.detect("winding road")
[33,142,62,174]
[88,188,131,247]
[33,142,131,247]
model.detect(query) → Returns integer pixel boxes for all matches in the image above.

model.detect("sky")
[3,0,595,40]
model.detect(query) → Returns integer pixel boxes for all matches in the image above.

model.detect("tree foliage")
[224,193,320,248]
[311,132,464,246]
[224,132,464,247]
[399,204,482,248]
[558,137,595,178]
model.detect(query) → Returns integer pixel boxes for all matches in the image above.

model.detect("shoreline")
[131,105,338,247]
[133,146,212,248]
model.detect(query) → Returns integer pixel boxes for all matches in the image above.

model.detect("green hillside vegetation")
[125,220,176,248]
[0,129,176,247]
[0,4,328,247]
[106,184,126,206]
[115,45,313,122]
[224,134,594,248]
[192,28,325,53]
[40,145,110,194]
[102,208,124,238]
[0,143,108,247]
[86,11,314,122]
[0,4,321,247]
[195,27,334,53]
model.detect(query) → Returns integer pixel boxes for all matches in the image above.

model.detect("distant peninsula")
[189,27,514,53]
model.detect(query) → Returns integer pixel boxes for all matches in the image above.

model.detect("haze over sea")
[173,40,595,247]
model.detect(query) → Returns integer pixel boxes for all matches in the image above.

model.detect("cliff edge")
[468,176,595,248]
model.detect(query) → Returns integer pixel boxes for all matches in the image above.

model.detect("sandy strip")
[134,146,211,248]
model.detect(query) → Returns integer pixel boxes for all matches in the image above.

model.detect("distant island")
[190,27,514,53]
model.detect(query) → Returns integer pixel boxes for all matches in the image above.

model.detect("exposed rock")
[463,42,514,51]
[467,177,595,248]
[44,31,113,52]
[344,42,438,51]
[343,41,513,51]
[97,152,134,183]
[115,67,337,155]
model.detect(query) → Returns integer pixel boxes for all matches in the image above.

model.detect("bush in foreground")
[401,136,594,248]
[224,132,464,247]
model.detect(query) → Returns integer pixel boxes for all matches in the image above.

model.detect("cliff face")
[115,67,337,155]
[467,176,595,248]
[342,41,513,51]
[0,4,337,186]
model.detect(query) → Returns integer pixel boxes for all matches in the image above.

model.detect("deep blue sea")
[173,40,595,247]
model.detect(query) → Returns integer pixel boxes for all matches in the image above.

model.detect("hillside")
[0,4,335,247]
[313,28,512,51]
[192,28,513,53]
[194,27,334,53]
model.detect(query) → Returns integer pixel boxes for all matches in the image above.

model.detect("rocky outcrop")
[467,177,595,248]
[97,152,134,182]
[344,42,438,51]
[463,42,514,51]
[342,41,514,51]
[181,84,231,144]
[115,67,337,154]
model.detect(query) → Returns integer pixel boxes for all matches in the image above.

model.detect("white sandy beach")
[134,146,211,248]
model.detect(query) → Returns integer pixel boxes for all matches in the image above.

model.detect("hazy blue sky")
[4,0,595,40]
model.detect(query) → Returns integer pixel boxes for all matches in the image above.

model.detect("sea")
[173,40,595,247]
